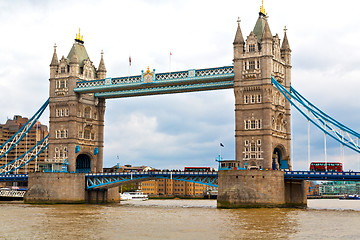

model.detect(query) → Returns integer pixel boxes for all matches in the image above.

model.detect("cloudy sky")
[0,0,360,171]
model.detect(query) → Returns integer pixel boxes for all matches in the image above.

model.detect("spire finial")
[54,43,57,51]
[101,50,104,55]
[284,25,288,33]
[237,17,241,24]
[75,28,84,44]
[260,0,266,16]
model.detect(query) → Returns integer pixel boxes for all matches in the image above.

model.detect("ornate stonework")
[233,10,292,170]
[49,36,106,173]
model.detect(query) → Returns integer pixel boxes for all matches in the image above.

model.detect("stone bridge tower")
[48,31,106,173]
[233,5,292,170]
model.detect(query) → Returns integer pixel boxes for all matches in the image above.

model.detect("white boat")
[120,191,148,201]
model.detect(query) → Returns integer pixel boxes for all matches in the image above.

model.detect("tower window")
[84,130,91,139]
[84,107,91,119]
[257,60,260,69]
[244,62,247,70]
[249,61,255,70]
[251,120,256,129]
[251,95,255,103]
[244,95,249,104]
[257,95,262,103]
[249,44,255,52]
[245,120,249,130]
[61,67,65,73]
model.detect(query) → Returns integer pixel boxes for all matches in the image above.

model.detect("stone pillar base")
[86,188,120,203]
[24,172,120,204]
[217,170,307,208]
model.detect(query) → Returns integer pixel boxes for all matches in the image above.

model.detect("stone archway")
[272,146,288,170]
[76,154,91,173]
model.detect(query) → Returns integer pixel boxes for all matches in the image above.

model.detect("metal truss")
[0,135,49,174]
[285,171,360,181]
[272,77,360,154]
[85,171,219,190]
[0,99,49,161]
[74,66,234,98]
[94,81,234,98]
[0,174,28,182]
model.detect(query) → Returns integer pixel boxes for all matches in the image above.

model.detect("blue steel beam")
[1,171,359,187]
[74,66,234,98]
[94,81,233,99]
[0,174,28,182]
[284,171,360,181]
[85,171,219,189]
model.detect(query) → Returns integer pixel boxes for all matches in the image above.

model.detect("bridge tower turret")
[233,5,292,170]
[48,30,106,173]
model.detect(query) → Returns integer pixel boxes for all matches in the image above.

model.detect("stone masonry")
[49,34,106,173]
[233,9,292,170]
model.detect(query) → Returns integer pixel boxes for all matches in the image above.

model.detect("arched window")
[84,107,91,119]
[55,147,59,158]
[257,95,262,103]
[64,147,68,158]
[84,129,91,139]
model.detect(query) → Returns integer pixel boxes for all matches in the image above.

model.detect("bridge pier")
[24,173,119,204]
[217,170,306,208]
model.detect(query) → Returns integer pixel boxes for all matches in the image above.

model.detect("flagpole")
[128,55,131,76]
[169,50,172,73]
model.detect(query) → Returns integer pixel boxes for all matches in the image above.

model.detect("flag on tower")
[220,143,224,147]
[129,56,131,66]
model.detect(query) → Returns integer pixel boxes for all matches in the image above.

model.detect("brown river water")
[0,199,359,240]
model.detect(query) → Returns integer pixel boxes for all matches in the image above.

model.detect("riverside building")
[0,115,48,173]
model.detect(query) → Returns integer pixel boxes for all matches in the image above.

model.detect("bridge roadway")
[2,171,360,189]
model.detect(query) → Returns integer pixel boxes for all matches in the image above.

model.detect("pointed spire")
[50,43,59,66]
[69,47,79,64]
[233,17,244,45]
[261,19,272,41]
[260,0,266,16]
[98,50,106,72]
[281,26,291,50]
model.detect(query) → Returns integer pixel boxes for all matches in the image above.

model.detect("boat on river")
[120,191,148,201]
[339,194,360,200]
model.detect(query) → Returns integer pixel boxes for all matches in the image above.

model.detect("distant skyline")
[0,0,360,171]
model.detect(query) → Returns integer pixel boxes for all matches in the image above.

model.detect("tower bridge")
[1,2,360,206]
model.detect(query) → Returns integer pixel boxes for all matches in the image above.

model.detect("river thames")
[0,199,359,239]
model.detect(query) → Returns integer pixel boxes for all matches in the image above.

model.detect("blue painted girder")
[284,171,360,181]
[0,174,28,182]
[74,66,234,98]
[85,171,219,189]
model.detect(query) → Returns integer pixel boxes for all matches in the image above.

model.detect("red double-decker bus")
[184,167,212,172]
[309,162,343,172]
